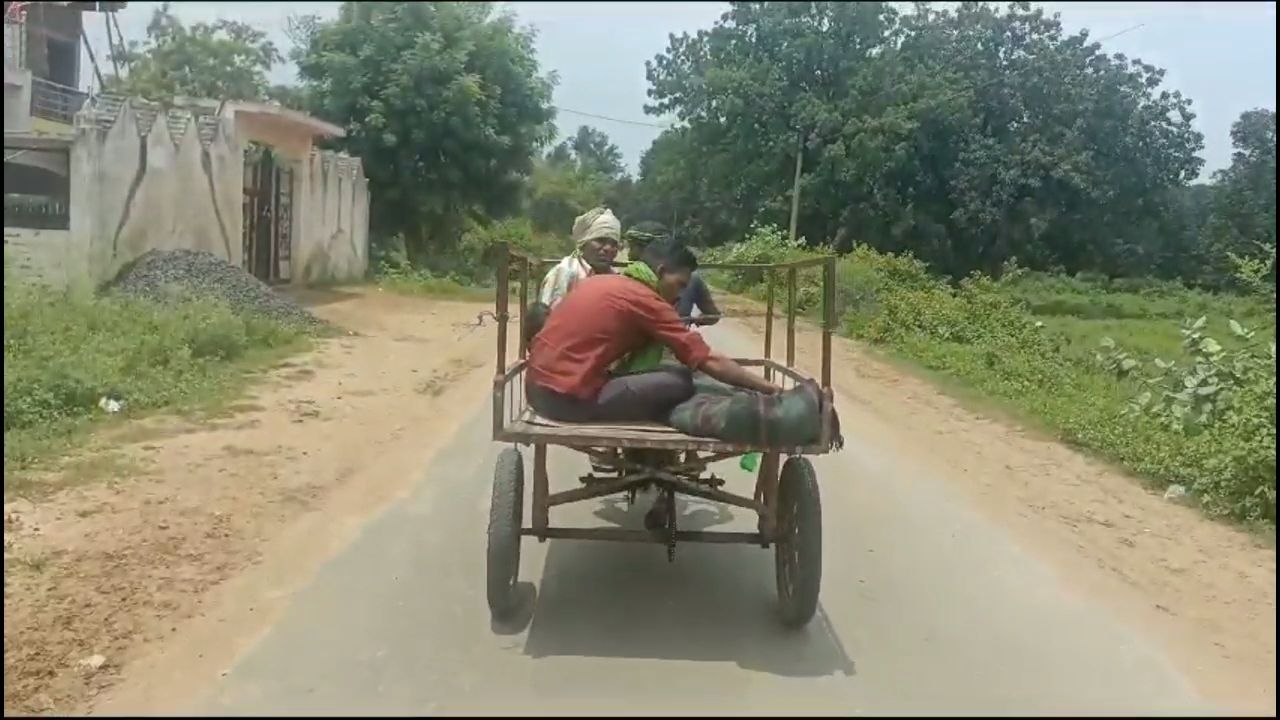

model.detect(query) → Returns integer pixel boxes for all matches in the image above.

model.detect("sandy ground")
[3,288,499,716]
[719,296,1276,714]
[3,288,1274,716]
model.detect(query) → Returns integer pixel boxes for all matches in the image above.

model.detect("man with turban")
[539,206,621,309]
[523,207,620,347]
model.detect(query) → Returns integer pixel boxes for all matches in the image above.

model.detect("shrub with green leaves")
[704,224,822,292]
[376,217,572,293]
[1100,317,1277,522]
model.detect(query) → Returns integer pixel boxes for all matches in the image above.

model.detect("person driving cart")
[526,238,780,424]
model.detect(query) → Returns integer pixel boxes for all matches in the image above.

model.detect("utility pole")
[80,24,105,90]
[787,133,804,244]
[103,12,120,77]
[110,11,129,72]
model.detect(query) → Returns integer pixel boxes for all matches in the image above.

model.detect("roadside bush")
[3,281,305,469]
[834,246,940,317]
[708,237,1277,526]
[704,223,824,292]
[1099,317,1277,522]
[376,217,571,292]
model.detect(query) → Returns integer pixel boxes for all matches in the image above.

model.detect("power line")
[555,106,671,129]
[1092,22,1147,44]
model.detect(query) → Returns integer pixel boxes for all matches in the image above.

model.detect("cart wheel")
[775,456,821,629]
[487,447,524,619]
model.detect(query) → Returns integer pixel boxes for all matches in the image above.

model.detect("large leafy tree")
[632,125,738,243]
[642,1,1205,278]
[105,2,282,102]
[528,125,639,233]
[1204,109,1277,287]
[292,2,557,261]
[525,157,610,234]
[548,125,626,180]
[645,2,900,249]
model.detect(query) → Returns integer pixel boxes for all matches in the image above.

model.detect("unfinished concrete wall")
[73,96,244,284]
[293,150,369,284]
[2,227,89,289]
[4,68,34,133]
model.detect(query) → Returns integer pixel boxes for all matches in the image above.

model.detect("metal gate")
[242,144,293,283]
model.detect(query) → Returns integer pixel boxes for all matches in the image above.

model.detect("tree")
[105,2,282,102]
[632,125,738,243]
[292,2,557,263]
[528,125,637,233]
[550,125,625,179]
[525,158,610,234]
[642,1,1206,278]
[645,2,901,249]
[265,84,309,111]
[1149,183,1214,282]
[1204,109,1277,288]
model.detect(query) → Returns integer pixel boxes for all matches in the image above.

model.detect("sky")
[79,1,1277,178]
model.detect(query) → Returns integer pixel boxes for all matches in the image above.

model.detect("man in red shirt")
[526,239,780,423]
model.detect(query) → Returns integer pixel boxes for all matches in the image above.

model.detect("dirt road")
[6,290,1274,715]
[95,302,1275,716]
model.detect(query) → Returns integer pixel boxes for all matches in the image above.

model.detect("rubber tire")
[774,456,822,629]
[487,447,524,619]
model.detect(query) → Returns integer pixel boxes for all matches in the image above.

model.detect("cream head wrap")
[571,207,621,249]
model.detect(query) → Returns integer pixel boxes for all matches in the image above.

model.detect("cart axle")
[520,527,768,545]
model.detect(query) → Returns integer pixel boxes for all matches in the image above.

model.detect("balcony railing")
[30,76,87,124]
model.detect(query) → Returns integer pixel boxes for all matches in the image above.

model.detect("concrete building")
[4,1,370,289]
[3,1,112,137]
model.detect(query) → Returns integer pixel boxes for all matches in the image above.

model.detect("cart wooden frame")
[487,242,840,628]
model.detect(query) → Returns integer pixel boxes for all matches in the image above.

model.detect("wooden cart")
[487,243,840,628]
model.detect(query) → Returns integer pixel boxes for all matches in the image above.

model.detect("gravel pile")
[109,249,326,330]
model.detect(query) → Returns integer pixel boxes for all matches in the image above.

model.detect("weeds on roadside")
[3,281,307,477]
[373,216,571,299]
[376,264,495,300]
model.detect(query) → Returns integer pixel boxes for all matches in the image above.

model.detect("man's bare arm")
[692,275,721,326]
[700,352,782,394]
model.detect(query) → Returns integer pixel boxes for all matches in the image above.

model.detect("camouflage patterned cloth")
[666,374,841,448]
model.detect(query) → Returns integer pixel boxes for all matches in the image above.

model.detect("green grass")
[1038,315,1274,364]
[377,271,495,301]
[1007,272,1276,360]
[3,281,311,487]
